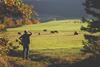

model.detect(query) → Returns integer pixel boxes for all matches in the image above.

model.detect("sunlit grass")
[7,20,87,31]
[0,20,87,57]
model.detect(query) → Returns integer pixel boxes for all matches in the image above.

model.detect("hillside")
[0,20,89,67]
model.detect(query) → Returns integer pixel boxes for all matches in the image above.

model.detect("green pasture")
[0,20,87,57]
[7,20,87,31]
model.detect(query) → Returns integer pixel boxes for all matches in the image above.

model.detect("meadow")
[0,20,88,66]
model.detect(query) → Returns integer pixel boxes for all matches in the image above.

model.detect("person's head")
[24,30,28,34]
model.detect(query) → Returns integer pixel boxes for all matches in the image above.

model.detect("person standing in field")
[19,30,32,59]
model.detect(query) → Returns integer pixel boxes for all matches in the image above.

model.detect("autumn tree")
[0,0,34,23]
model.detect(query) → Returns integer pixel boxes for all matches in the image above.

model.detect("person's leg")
[26,45,29,59]
[23,46,26,59]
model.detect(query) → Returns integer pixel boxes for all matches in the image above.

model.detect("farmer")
[19,30,32,59]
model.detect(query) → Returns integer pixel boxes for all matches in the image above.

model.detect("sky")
[24,0,86,21]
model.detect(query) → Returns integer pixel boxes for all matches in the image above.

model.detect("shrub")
[15,19,23,26]
[0,37,20,55]
[80,25,87,31]
[81,20,100,56]
[81,34,100,56]
[31,19,40,24]
[0,24,6,31]
[3,17,16,28]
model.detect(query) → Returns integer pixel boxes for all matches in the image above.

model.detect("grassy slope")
[7,20,87,50]
[0,20,88,67]
[8,20,84,31]
[4,20,87,56]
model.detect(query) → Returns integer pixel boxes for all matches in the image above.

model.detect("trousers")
[23,45,29,59]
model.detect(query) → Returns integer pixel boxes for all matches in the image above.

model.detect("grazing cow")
[54,30,59,33]
[50,30,59,34]
[38,33,40,35]
[50,31,55,34]
[74,31,78,35]
[43,29,47,32]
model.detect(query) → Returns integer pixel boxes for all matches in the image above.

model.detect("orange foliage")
[31,19,40,24]
[22,18,40,25]
[5,0,15,6]
[16,19,23,26]
[4,17,16,28]
[0,0,34,19]
[0,24,5,30]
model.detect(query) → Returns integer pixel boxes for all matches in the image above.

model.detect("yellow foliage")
[16,19,22,26]
[0,0,34,19]
[0,24,5,30]
[4,0,15,6]
[4,17,16,27]
[31,19,40,24]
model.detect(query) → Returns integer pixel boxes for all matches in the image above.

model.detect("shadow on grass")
[8,50,100,67]
[47,57,100,67]
[30,53,100,67]
[8,50,23,58]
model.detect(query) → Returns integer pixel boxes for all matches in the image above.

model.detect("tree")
[82,0,100,57]
[0,0,34,22]
[82,0,100,33]
[83,0,100,19]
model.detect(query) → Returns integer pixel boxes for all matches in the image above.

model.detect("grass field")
[0,20,88,60]
[0,20,89,66]
[5,20,86,48]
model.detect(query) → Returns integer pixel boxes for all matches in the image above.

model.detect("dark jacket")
[19,32,32,46]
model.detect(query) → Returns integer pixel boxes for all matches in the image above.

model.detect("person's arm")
[28,31,32,36]
[19,35,22,40]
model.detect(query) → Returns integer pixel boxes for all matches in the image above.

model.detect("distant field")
[7,20,87,31]
[0,20,87,58]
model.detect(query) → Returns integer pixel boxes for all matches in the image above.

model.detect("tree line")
[0,0,39,30]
